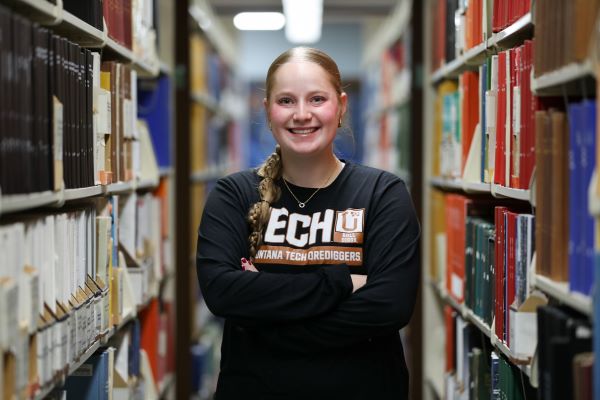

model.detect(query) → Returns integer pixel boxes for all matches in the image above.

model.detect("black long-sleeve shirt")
[196,162,420,400]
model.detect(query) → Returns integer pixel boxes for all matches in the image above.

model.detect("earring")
[338,118,342,128]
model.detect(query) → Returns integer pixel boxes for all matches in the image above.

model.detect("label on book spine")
[53,97,64,191]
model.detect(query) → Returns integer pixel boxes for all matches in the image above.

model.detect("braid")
[247,146,283,258]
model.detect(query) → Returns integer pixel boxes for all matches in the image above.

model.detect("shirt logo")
[256,207,365,266]
[334,209,364,244]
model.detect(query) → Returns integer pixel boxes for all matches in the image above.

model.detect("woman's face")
[265,61,347,159]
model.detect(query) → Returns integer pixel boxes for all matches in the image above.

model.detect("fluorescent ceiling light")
[282,0,323,43]
[233,12,285,31]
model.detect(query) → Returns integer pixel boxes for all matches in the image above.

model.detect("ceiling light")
[282,0,323,43]
[233,12,285,31]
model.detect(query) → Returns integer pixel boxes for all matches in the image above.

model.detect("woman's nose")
[293,103,312,121]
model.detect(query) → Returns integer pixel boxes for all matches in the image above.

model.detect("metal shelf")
[491,184,531,202]
[57,9,105,47]
[488,13,533,49]
[430,177,466,191]
[105,181,135,195]
[64,185,104,202]
[463,181,492,193]
[3,0,60,24]
[532,273,592,317]
[532,61,596,96]
[0,190,59,216]
[431,41,488,84]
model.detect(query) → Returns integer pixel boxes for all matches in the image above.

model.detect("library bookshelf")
[0,0,176,398]
[422,1,598,399]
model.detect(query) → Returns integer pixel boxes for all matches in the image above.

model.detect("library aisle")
[1,0,599,399]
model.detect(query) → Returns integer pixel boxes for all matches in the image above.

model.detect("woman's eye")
[312,96,326,104]
[277,97,293,105]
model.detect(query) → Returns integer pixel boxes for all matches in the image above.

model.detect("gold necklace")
[282,162,339,209]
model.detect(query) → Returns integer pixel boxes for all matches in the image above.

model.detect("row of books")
[444,307,537,400]
[189,32,230,103]
[0,7,94,194]
[63,0,157,63]
[0,3,167,196]
[47,300,174,400]
[535,101,597,296]
[430,0,531,71]
[533,0,599,77]
[362,32,412,177]
[445,302,593,400]
[437,187,595,349]
[0,177,171,398]
[434,39,542,189]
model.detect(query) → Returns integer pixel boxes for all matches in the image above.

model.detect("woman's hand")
[242,258,365,292]
[241,257,259,272]
[350,274,366,293]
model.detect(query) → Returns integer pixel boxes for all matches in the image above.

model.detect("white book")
[107,347,115,400]
[114,330,130,383]
[140,349,159,400]
[119,193,137,260]
[78,212,86,295]
[55,214,68,307]
[44,215,57,315]
[96,216,112,285]
[137,120,159,183]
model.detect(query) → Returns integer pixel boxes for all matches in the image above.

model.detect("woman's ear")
[339,92,348,118]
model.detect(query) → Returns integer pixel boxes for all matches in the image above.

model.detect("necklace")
[282,161,340,208]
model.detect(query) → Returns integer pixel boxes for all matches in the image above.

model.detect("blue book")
[567,102,582,294]
[137,75,172,168]
[580,99,596,295]
[64,352,103,400]
[129,318,141,377]
[594,253,600,400]
[490,351,500,399]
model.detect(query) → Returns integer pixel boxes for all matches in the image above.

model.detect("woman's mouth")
[288,127,319,134]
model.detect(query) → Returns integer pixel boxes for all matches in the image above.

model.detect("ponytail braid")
[247,146,283,258]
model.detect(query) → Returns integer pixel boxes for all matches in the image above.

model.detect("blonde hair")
[247,47,344,259]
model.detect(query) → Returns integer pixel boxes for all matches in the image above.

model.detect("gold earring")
[338,118,342,128]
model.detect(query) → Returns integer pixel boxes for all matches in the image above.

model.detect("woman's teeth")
[289,128,318,134]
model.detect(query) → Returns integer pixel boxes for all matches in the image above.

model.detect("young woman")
[196,47,420,399]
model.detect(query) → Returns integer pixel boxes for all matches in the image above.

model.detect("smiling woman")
[196,46,420,400]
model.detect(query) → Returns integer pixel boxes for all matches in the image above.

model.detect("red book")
[123,0,132,49]
[139,298,161,386]
[446,194,472,303]
[492,0,501,32]
[461,71,480,174]
[494,51,507,186]
[494,206,508,342]
[505,211,518,346]
[445,305,456,372]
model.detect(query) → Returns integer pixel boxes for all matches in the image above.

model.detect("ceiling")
[208,0,398,22]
